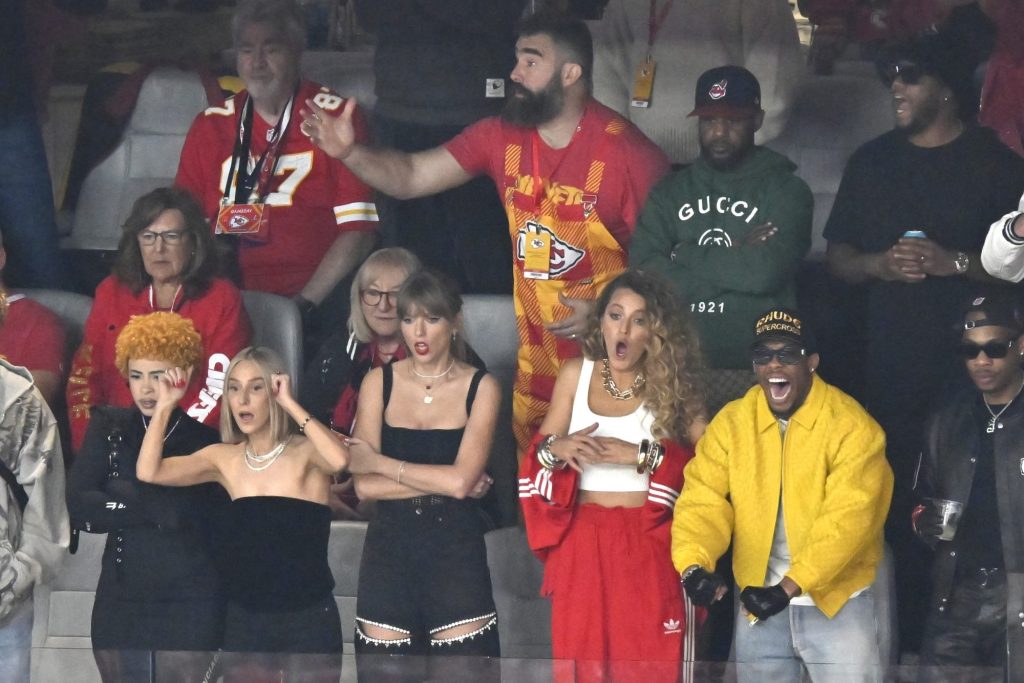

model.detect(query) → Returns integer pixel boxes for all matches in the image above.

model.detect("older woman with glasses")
[67,187,252,453]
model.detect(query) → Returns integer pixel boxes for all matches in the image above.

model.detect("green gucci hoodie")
[630,146,812,369]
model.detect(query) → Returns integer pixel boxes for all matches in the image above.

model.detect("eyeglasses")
[956,340,1016,359]
[138,230,185,246]
[361,289,400,307]
[881,62,925,87]
[751,344,806,366]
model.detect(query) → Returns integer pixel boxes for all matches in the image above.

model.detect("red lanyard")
[648,0,675,50]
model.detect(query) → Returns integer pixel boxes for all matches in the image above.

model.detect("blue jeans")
[734,588,882,683]
[0,597,33,683]
[0,105,65,288]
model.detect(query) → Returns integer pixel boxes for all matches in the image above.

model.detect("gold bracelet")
[636,439,651,474]
[647,441,665,474]
[396,461,407,485]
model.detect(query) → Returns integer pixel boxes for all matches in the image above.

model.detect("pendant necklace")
[412,359,455,404]
[983,377,1024,434]
[141,413,183,442]
[244,435,291,472]
[601,358,645,400]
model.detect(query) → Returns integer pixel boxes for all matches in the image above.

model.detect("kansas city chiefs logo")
[516,224,585,277]
[709,79,728,100]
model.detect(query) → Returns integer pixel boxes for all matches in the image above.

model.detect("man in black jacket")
[914,289,1024,677]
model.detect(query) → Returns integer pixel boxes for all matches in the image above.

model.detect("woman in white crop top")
[519,270,708,679]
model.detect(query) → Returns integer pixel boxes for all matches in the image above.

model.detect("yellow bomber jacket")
[671,375,893,618]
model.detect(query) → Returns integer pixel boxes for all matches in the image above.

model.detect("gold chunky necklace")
[601,358,645,400]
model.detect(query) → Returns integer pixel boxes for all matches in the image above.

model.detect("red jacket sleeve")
[643,439,695,537]
[518,432,580,561]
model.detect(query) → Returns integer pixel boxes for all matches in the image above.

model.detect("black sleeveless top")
[380,364,487,466]
[222,496,334,611]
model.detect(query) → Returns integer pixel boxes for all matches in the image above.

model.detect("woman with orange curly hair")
[68,312,227,682]
[519,269,708,682]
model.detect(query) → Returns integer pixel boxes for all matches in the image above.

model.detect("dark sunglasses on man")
[751,344,806,366]
[879,62,926,87]
[956,339,1017,360]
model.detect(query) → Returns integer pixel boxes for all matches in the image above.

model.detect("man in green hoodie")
[629,66,812,414]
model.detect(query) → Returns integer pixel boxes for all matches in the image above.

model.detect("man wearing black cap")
[914,290,1024,677]
[822,28,1024,651]
[672,307,892,680]
[630,66,812,414]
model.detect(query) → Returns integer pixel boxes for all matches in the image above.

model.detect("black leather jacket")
[917,388,1024,680]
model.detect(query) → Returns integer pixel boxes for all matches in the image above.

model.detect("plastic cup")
[926,497,964,541]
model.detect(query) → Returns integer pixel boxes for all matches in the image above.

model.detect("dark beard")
[501,81,564,127]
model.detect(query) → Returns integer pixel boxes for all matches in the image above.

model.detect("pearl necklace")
[601,358,645,400]
[244,436,291,472]
[411,359,455,404]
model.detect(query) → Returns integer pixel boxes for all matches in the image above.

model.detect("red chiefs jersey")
[176,80,378,296]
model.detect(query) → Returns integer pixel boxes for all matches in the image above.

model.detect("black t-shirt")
[824,126,1024,410]
[955,397,1014,571]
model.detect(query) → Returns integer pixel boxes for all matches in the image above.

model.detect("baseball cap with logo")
[688,65,763,119]
[960,289,1024,335]
[753,307,816,353]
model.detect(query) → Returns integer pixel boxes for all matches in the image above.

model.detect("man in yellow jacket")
[673,307,893,681]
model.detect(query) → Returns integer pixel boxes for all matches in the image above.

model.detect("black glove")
[740,585,791,621]
[682,566,726,607]
[913,501,944,547]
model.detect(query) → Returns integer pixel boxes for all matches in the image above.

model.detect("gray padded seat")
[484,526,552,659]
[62,68,213,251]
[20,289,93,367]
[328,521,368,653]
[240,290,303,393]
[461,294,519,528]
[766,74,893,259]
[31,531,105,683]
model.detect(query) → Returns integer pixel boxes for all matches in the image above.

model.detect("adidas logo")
[663,618,681,634]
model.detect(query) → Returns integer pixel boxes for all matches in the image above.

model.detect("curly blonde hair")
[114,312,204,377]
[580,270,707,444]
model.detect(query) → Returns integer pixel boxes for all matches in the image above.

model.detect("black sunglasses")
[751,344,806,366]
[881,62,926,87]
[957,340,1016,359]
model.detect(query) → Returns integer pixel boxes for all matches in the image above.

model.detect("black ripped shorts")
[355,496,498,655]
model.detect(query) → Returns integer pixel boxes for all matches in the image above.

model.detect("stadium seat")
[484,526,552,659]
[766,74,893,259]
[461,294,519,528]
[61,68,213,254]
[240,290,303,393]
[328,521,368,653]
[20,289,93,368]
[31,531,105,683]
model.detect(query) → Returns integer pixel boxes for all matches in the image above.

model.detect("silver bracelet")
[537,434,566,471]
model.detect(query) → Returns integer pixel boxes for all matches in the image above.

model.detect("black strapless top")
[379,364,486,466]
[221,496,334,611]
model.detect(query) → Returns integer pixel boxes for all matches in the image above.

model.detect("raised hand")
[300,97,358,161]
[156,367,191,410]
[271,372,293,404]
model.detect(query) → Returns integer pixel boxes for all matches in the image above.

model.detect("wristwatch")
[953,251,970,275]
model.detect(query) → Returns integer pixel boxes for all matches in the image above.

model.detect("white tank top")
[569,359,654,492]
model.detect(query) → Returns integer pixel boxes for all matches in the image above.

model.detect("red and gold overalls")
[504,118,630,453]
